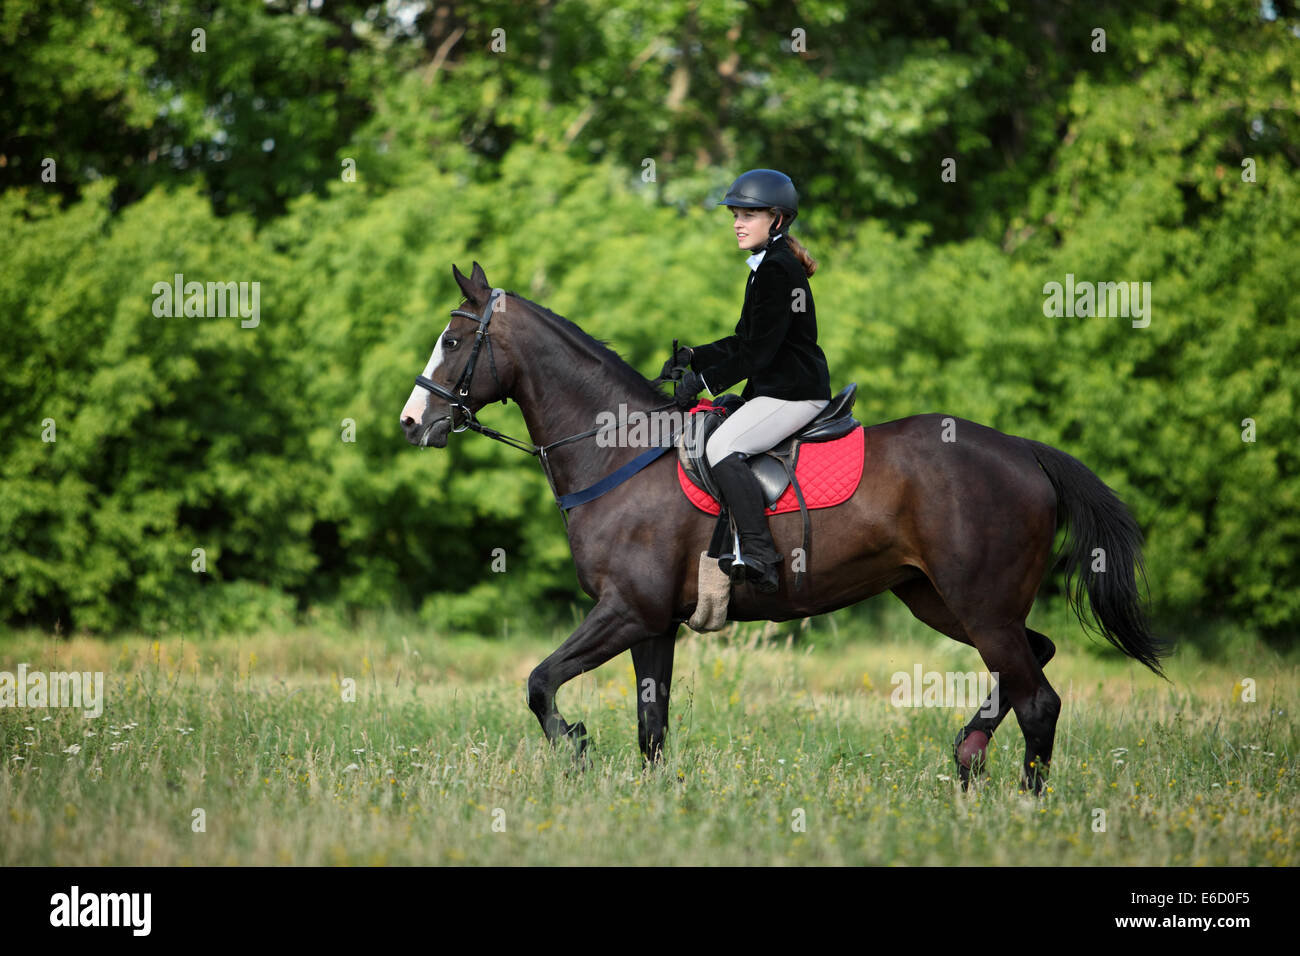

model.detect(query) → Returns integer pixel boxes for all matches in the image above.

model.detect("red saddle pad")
[678,416,865,516]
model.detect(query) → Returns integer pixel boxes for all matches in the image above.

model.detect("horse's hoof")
[566,721,590,764]
[1020,765,1049,796]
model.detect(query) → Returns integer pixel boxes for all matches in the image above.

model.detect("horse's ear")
[470,261,489,289]
[453,263,485,303]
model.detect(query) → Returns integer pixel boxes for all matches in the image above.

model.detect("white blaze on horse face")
[401,322,451,424]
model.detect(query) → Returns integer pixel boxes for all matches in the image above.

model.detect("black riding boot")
[711,452,783,593]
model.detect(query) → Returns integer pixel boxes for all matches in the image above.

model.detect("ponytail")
[784,233,817,277]
[769,209,816,277]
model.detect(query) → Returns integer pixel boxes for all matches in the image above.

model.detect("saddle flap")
[748,454,792,509]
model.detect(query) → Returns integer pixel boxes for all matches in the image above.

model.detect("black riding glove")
[658,346,695,383]
[674,369,705,409]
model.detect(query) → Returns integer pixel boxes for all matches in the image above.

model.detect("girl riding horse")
[664,168,832,593]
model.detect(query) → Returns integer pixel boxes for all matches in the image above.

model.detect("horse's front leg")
[631,627,679,764]
[526,595,657,763]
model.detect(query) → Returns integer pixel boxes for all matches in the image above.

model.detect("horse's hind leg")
[631,628,678,764]
[892,578,1008,786]
[964,623,1060,795]
[954,628,1056,788]
[892,575,1061,793]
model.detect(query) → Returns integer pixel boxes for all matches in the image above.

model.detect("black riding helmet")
[716,168,798,240]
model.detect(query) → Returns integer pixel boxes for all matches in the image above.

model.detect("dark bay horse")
[399,263,1170,793]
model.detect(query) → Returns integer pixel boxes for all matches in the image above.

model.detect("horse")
[399,262,1171,794]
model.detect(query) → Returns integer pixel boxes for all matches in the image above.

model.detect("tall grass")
[1,605,1295,865]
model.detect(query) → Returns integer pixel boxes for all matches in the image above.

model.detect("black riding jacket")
[689,234,832,402]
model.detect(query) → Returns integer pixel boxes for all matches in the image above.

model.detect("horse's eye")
[444,336,459,349]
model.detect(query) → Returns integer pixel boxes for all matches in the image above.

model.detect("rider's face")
[732,207,777,252]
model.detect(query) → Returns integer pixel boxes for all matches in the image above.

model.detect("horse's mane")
[504,289,675,403]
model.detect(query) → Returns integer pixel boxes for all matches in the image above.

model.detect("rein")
[413,287,682,525]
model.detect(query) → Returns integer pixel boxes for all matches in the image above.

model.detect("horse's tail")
[1028,440,1171,677]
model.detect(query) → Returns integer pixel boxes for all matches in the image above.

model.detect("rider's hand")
[659,346,695,383]
[674,369,705,409]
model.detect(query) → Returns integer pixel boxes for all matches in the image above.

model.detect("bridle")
[411,287,681,523]
[414,286,510,435]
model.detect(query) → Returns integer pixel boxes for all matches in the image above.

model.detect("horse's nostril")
[401,416,415,429]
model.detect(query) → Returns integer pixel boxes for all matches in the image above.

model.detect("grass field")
[1,605,1296,866]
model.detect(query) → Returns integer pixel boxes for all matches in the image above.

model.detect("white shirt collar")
[746,233,784,272]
